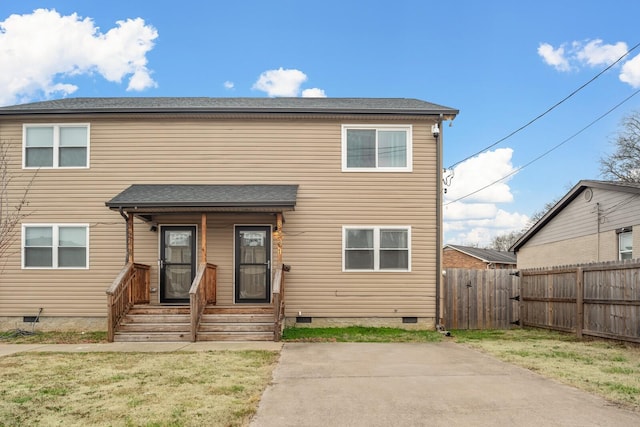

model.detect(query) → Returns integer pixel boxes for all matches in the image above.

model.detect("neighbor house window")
[23,124,89,168]
[23,224,89,269]
[618,228,632,260]
[343,226,410,271]
[342,125,412,171]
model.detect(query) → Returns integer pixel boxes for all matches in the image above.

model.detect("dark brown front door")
[235,226,271,303]
[160,226,196,303]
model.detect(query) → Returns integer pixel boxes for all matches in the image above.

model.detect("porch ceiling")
[105,184,298,214]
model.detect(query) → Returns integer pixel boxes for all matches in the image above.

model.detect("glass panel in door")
[235,226,271,303]
[160,226,196,303]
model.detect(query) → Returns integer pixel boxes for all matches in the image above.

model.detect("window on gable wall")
[342,125,412,171]
[618,228,633,260]
[23,124,89,168]
[23,225,89,269]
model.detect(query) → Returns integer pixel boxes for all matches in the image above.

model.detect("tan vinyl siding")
[0,115,438,320]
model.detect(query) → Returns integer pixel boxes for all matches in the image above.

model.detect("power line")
[447,41,640,171]
[444,87,640,206]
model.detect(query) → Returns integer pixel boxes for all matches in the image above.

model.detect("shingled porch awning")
[105,184,298,217]
[106,184,297,268]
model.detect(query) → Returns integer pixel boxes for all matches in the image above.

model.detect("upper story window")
[23,124,90,168]
[343,226,411,272]
[618,228,632,260]
[22,224,89,269]
[342,125,412,172]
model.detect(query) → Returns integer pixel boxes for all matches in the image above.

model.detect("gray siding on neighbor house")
[517,185,640,268]
[524,187,640,247]
[0,113,441,321]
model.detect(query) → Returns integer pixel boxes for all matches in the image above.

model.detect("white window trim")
[618,230,632,260]
[22,224,90,269]
[341,124,413,172]
[22,123,90,169]
[342,225,411,272]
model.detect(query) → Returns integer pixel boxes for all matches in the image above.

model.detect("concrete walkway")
[0,341,282,356]
[251,342,640,427]
[2,340,639,426]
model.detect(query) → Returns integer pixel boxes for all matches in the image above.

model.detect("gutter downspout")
[435,115,443,327]
[118,207,130,264]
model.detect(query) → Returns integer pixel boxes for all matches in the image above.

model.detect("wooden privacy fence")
[443,268,520,330]
[521,259,640,344]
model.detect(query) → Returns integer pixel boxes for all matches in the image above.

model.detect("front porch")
[104,184,295,342]
[105,259,288,343]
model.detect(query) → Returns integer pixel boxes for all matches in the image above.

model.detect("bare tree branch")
[600,110,640,182]
[0,140,33,262]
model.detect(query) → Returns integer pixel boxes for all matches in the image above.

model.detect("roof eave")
[0,107,459,117]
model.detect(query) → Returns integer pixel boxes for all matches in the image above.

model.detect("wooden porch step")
[113,304,277,342]
[117,323,191,333]
[198,322,274,333]
[122,314,191,323]
[196,331,275,341]
[201,313,273,323]
[114,305,192,342]
[204,305,274,315]
[113,332,191,342]
[128,306,190,315]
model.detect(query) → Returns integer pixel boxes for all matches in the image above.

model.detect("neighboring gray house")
[511,180,640,269]
[443,244,516,269]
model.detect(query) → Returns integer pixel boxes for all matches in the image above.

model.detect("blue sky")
[2,1,640,246]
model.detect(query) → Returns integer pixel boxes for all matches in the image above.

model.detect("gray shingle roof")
[106,184,298,211]
[0,97,458,117]
[445,244,517,264]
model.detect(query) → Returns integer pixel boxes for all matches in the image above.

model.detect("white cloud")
[302,88,326,97]
[539,38,638,88]
[253,68,307,97]
[252,68,326,97]
[538,43,571,72]
[0,9,158,105]
[444,148,517,204]
[620,53,640,88]
[576,39,627,67]
[443,148,529,247]
[224,81,235,90]
[443,202,497,221]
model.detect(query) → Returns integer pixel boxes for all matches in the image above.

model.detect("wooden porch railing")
[272,264,290,341]
[189,263,217,342]
[106,262,151,342]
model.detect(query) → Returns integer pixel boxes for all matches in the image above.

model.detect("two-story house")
[0,97,458,341]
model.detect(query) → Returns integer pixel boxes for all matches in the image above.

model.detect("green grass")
[0,330,107,343]
[282,326,443,342]
[452,328,580,343]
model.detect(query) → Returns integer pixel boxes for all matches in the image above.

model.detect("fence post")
[576,267,584,339]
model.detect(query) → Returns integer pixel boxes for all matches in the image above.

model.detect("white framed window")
[23,124,90,168]
[342,226,411,271]
[22,224,89,269]
[618,229,632,260]
[342,124,412,172]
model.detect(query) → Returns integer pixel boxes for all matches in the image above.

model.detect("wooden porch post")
[127,212,134,264]
[200,213,207,264]
[275,212,284,267]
